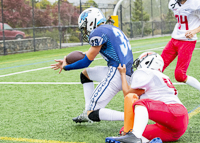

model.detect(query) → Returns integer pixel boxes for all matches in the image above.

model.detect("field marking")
[0,82,98,84]
[0,50,87,65]
[188,105,200,119]
[0,137,85,143]
[0,38,171,65]
[2,46,200,72]
[130,39,169,46]
[1,46,200,78]
[0,46,200,78]
[0,43,199,78]
[0,53,67,65]
[0,47,164,78]
[0,67,50,78]
[0,82,185,85]
[0,39,199,65]
[0,60,54,71]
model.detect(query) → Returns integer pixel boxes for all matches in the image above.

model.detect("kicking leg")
[161,39,177,72]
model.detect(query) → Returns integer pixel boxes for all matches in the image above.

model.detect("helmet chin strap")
[85,18,88,33]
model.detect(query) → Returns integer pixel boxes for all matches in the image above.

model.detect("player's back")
[131,68,182,104]
[89,24,133,76]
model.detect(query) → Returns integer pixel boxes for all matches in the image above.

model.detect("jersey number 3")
[112,27,131,57]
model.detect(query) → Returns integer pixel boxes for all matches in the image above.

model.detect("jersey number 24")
[175,15,189,30]
[112,27,131,57]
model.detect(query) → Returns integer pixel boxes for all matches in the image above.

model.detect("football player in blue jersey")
[51,7,134,123]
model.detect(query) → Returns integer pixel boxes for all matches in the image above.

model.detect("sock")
[186,76,200,91]
[99,108,124,121]
[132,106,149,138]
[83,82,94,110]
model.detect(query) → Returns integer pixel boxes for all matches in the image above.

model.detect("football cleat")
[105,138,120,143]
[72,110,93,123]
[149,137,162,143]
[105,132,142,143]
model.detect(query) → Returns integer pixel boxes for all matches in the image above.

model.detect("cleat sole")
[72,118,93,123]
[105,138,121,143]
[149,137,162,143]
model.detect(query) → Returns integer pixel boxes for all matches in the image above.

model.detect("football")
[66,51,86,64]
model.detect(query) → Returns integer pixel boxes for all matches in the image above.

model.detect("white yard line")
[0,82,185,85]
[132,46,164,53]
[173,83,186,85]
[0,67,50,78]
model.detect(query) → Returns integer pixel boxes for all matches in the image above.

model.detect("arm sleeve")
[131,70,152,91]
[63,55,93,71]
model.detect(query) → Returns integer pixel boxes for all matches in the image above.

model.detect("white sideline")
[0,82,185,85]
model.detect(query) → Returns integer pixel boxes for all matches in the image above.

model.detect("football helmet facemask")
[78,7,106,43]
[133,52,164,72]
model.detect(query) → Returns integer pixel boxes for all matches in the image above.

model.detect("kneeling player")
[106,52,188,143]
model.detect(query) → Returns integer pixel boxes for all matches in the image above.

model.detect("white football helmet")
[78,7,106,42]
[133,52,164,72]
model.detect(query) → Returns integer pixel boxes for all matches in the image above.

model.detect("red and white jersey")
[131,68,182,104]
[169,0,200,41]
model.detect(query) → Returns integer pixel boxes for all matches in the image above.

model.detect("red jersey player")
[106,52,188,143]
[161,0,200,90]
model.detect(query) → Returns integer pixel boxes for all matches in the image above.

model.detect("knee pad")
[175,69,187,82]
[80,72,93,84]
[88,109,101,122]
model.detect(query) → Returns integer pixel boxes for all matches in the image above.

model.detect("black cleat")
[72,111,93,123]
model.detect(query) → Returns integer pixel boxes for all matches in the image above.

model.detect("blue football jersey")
[89,24,134,76]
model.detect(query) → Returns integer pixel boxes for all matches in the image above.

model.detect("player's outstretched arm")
[62,45,102,71]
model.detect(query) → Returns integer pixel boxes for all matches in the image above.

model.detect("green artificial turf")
[0,35,200,143]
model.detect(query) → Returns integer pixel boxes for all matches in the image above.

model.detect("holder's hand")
[118,64,126,75]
